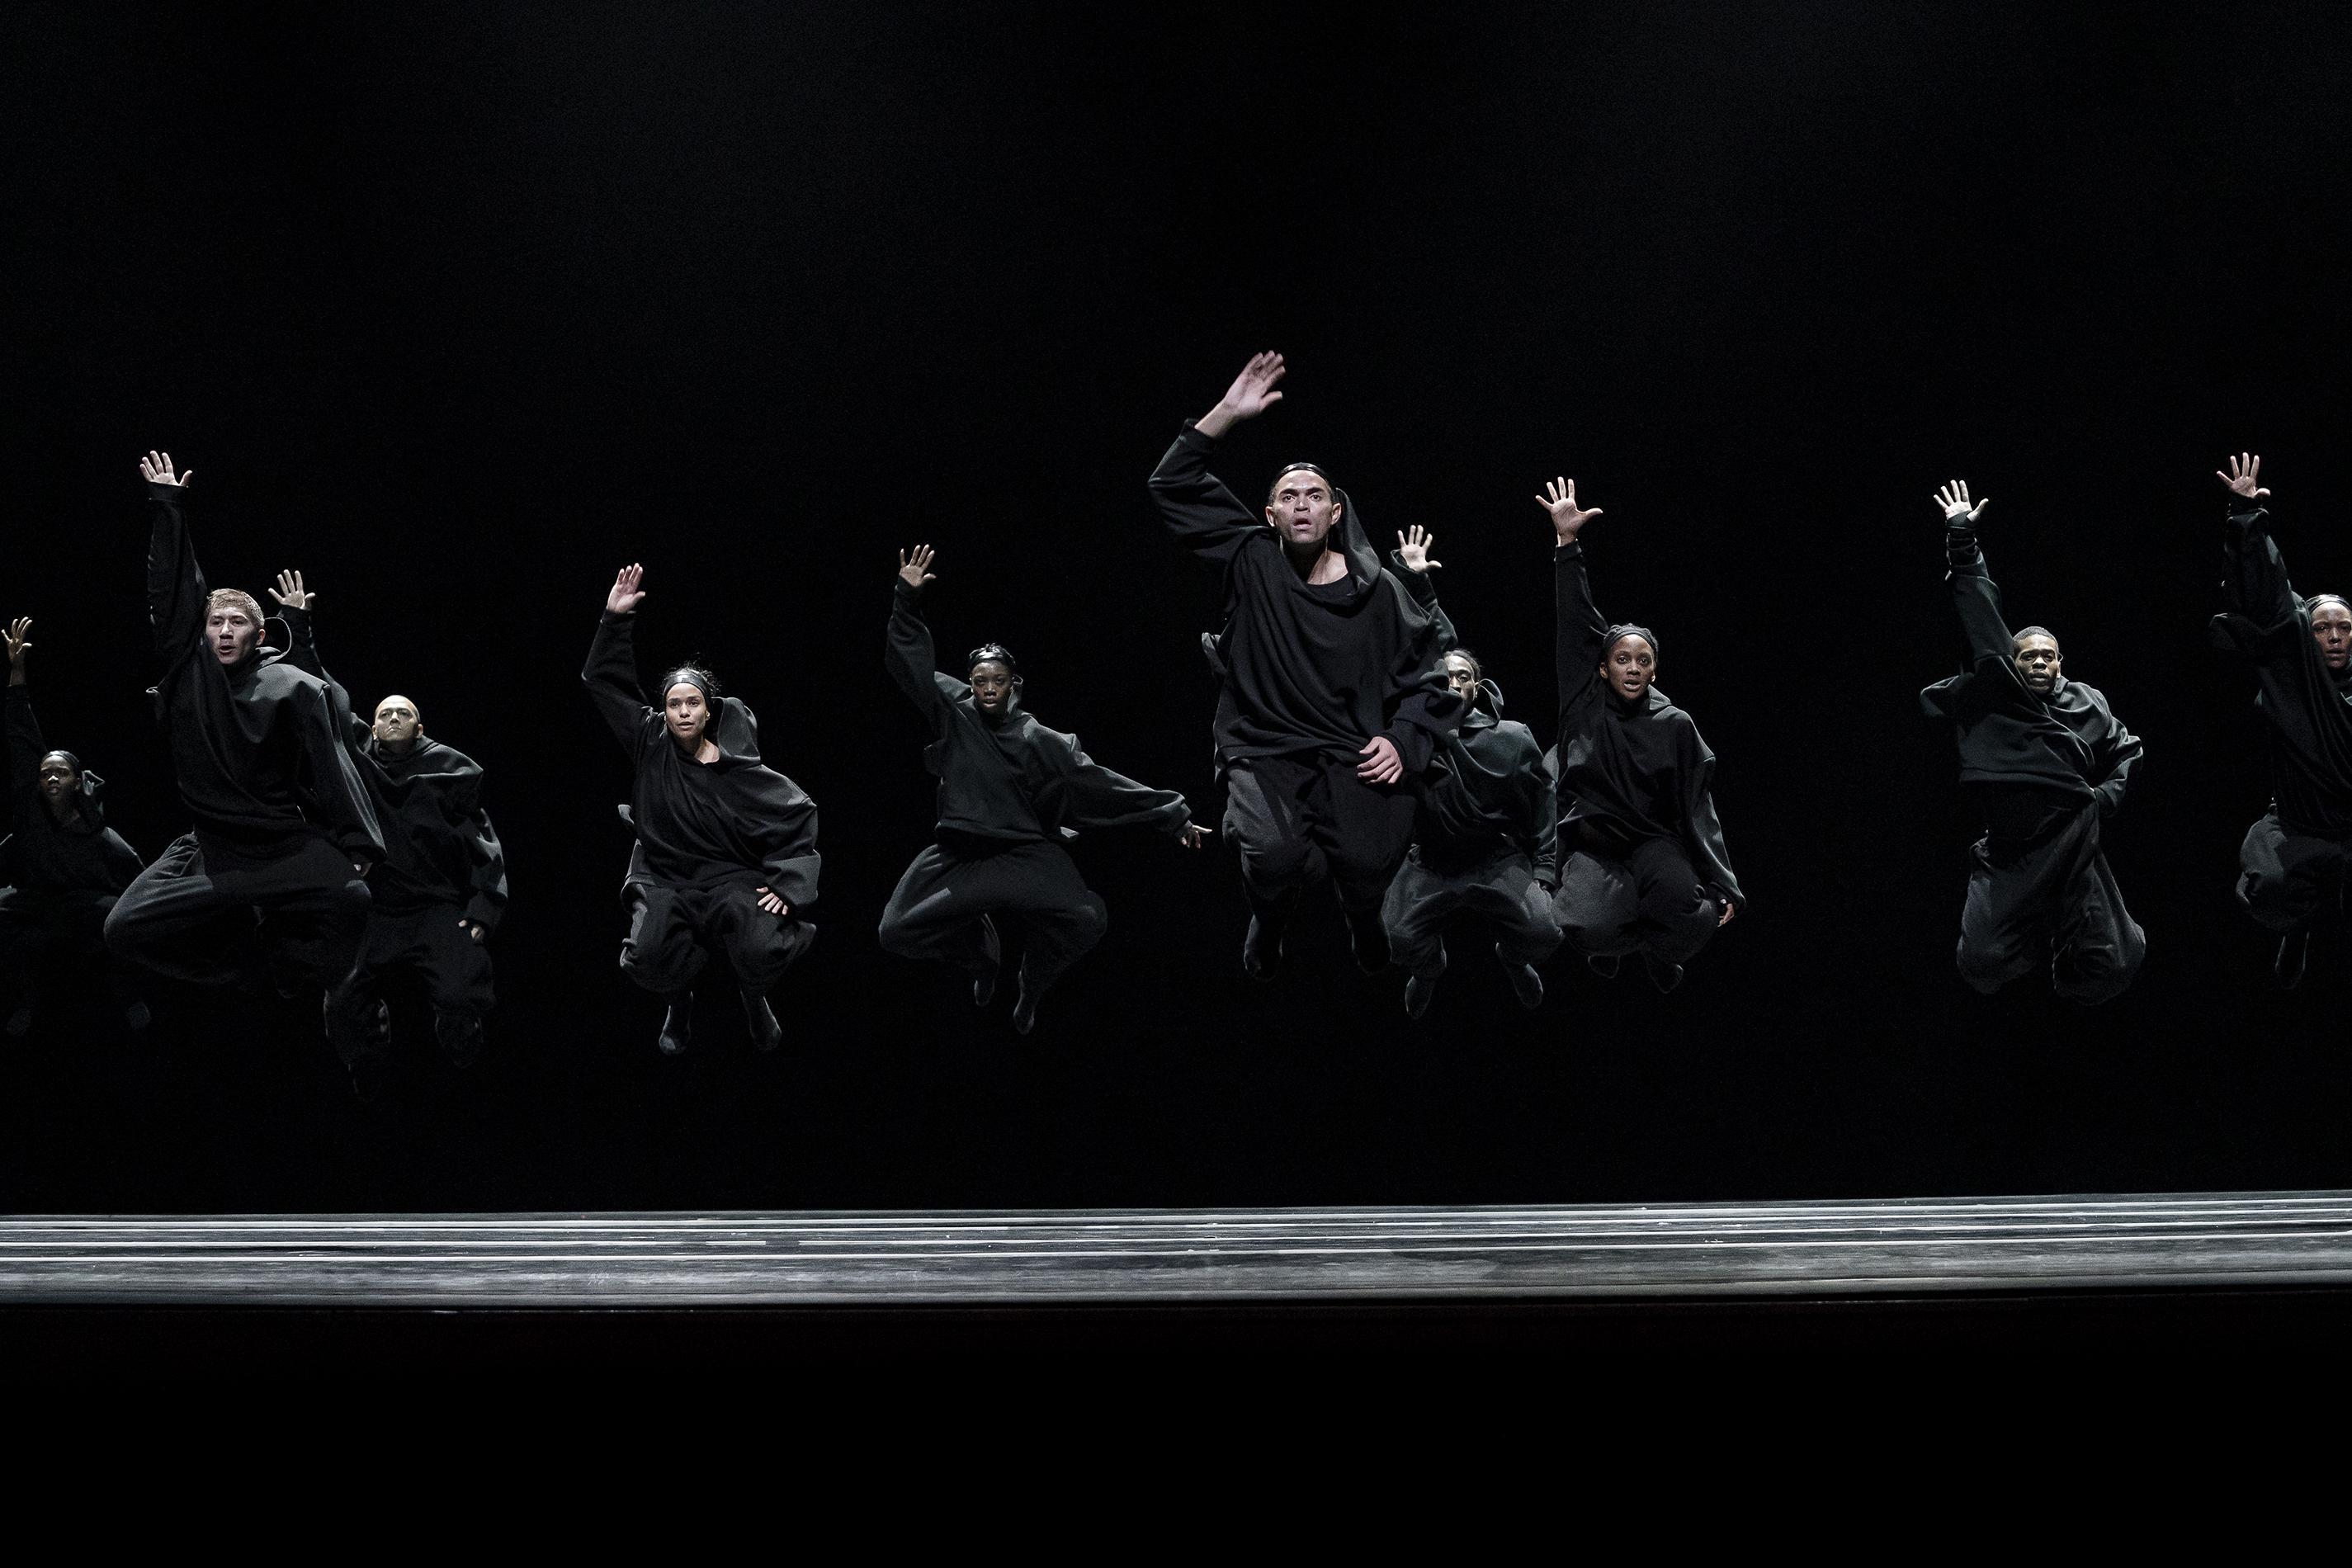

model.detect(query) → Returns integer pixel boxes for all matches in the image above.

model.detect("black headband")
[1266,461,1333,503]
[40,749,80,775]
[659,667,720,705]
[1604,624,1659,658]
[2311,594,2350,616]
[967,643,1019,676]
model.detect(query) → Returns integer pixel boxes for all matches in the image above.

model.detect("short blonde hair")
[206,588,265,627]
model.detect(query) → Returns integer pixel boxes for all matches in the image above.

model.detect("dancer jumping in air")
[1921,479,2143,1003]
[584,564,819,1056]
[879,546,1207,1033]
[1147,352,1460,979]
[2,616,148,1038]
[267,572,508,1078]
[1376,531,1563,1018]
[103,454,382,1027]
[2210,454,2352,986]
[1542,476,1741,993]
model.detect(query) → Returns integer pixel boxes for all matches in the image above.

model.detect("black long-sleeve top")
[889,580,1192,846]
[1147,424,1462,772]
[583,612,820,908]
[1920,524,2140,826]
[1392,562,1557,884]
[3,687,143,895]
[272,605,508,927]
[142,484,381,861]
[1552,542,1743,907]
[2209,500,2352,838]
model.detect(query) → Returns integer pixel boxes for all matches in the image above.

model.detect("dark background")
[6,2,2351,1213]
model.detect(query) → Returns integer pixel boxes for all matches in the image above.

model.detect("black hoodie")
[1148,424,1462,773]
[142,483,381,862]
[2210,499,2352,838]
[1553,542,1743,908]
[3,686,143,895]
[583,612,821,909]
[889,580,1192,846]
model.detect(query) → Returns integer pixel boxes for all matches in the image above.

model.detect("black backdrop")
[7,2,2352,1212]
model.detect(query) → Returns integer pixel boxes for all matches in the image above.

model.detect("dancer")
[880,546,1207,1033]
[1376,534,1564,1018]
[103,453,381,1010]
[1921,479,2143,1003]
[583,564,819,1055]
[1148,352,1460,978]
[266,573,508,1072]
[2,617,148,1037]
[1542,476,1741,993]
[2210,454,2352,986]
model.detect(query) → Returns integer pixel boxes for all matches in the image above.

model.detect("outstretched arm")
[1390,527,1460,651]
[4,621,39,796]
[5,617,26,690]
[1935,480,2019,668]
[1540,477,1608,721]
[887,545,962,723]
[139,451,203,666]
[583,564,655,753]
[1148,353,1286,569]
[268,571,371,745]
[2217,453,2298,625]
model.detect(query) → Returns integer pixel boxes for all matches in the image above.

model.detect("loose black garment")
[328,906,497,1065]
[879,581,1188,991]
[583,611,819,996]
[5,687,143,898]
[1921,522,2144,1000]
[1549,541,1741,962]
[106,484,379,988]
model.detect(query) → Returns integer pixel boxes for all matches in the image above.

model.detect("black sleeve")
[2090,710,2144,819]
[583,612,654,755]
[465,806,509,930]
[886,580,962,727]
[1049,734,1193,836]
[752,787,822,911]
[1148,423,1265,575]
[5,687,40,797]
[146,483,205,671]
[1532,756,1559,887]
[1945,525,2019,670]
[1389,551,1460,652]
[1679,730,1743,911]
[2222,502,2301,628]
[272,604,368,745]
[289,677,384,862]
[1554,542,1608,726]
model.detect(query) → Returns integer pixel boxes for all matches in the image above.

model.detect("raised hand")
[2218,452,2270,501]
[139,451,192,487]
[755,886,789,917]
[1356,734,1404,786]
[1934,479,1988,524]
[269,569,314,611]
[1197,351,1287,438]
[458,916,486,943]
[4,617,29,669]
[898,545,937,591]
[1395,525,1443,574]
[606,563,648,616]
[1176,821,1213,851]
[1535,476,1602,543]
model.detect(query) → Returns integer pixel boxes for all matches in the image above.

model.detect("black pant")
[329,902,495,1061]
[1552,838,1719,966]
[620,878,816,996]
[104,831,371,994]
[1381,847,1562,979]
[0,887,139,1012]
[878,839,1107,992]
[1222,753,1419,920]
[2236,812,2352,934]
[1955,802,2143,1004]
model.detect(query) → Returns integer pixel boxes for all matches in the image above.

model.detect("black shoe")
[122,1001,153,1033]
[1347,910,1391,975]
[435,1011,487,1070]
[1499,945,1544,1011]
[1243,914,1287,981]
[345,1052,391,1103]
[1011,969,1042,1036]
[1587,954,1621,980]
[1403,943,1446,1019]
[657,992,695,1056]
[1642,953,1684,994]
[2276,931,2311,991]
[5,1006,33,1040]
[971,914,1003,1007]
[741,988,782,1052]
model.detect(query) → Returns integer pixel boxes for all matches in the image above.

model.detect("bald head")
[373,694,423,753]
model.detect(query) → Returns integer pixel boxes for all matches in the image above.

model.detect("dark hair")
[1444,647,1484,682]
[2010,626,2061,656]
[39,749,80,777]
[967,643,1019,677]
[1264,461,1334,505]
[658,661,722,704]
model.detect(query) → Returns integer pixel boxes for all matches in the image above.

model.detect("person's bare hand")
[139,451,192,487]
[1197,352,1286,437]
[1395,526,1443,574]
[269,569,314,611]
[607,563,648,616]
[1718,900,1736,928]
[459,916,486,942]
[899,545,937,591]
[755,887,789,917]
[1176,822,1213,851]
[1356,734,1404,785]
[2218,452,2270,501]
[1934,479,1988,525]
[4,617,30,669]
[1536,476,1602,543]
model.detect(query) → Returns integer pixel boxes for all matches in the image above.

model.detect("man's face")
[664,682,712,745]
[2314,603,2352,671]
[1602,635,1655,701]
[36,753,78,810]
[373,695,422,748]
[970,661,1016,716]
[1263,471,1340,552]
[2013,633,2062,694]
[206,604,261,665]
[1443,653,1480,701]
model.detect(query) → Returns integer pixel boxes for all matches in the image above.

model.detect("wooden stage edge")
[8,1192,2352,1308]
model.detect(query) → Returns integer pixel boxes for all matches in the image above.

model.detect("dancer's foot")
[4,1006,32,1040]
[741,988,782,1052]
[971,914,1003,1007]
[2276,930,2311,991]
[1346,909,1391,975]
[1243,914,1287,981]
[1586,953,1621,980]
[1641,952,1684,994]
[657,991,695,1056]
[1499,945,1544,1011]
